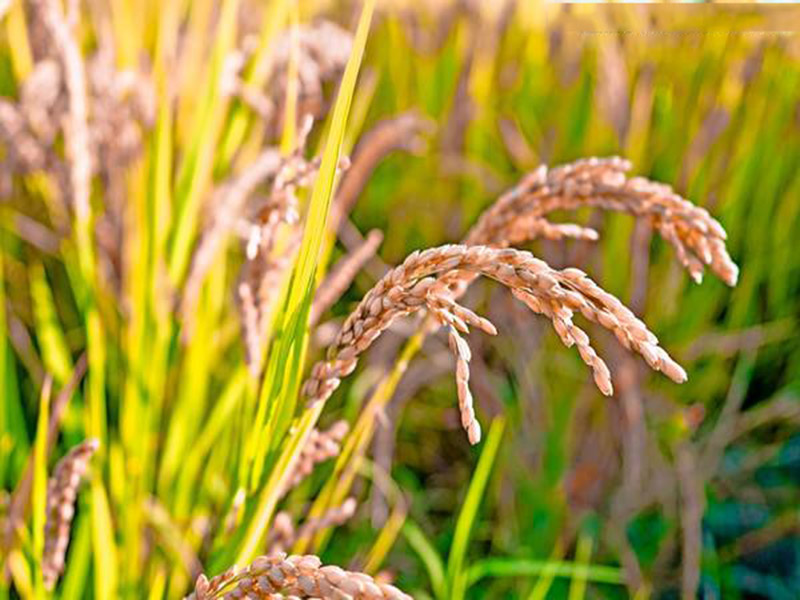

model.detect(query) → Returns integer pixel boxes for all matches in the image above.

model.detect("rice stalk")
[240,0,375,504]
[329,113,434,233]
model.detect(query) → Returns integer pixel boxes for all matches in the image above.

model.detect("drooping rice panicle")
[303,245,686,443]
[42,438,99,590]
[223,21,354,136]
[456,156,738,291]
[31,0,91,227]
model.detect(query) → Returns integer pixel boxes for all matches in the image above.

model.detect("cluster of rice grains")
[42,439,99,590]
[461,156,738,286]
[303,244,695,445]
[189,554,410,600]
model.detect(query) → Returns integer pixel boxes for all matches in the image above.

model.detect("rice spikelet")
[446,325,481,445]
[31,0,91,227]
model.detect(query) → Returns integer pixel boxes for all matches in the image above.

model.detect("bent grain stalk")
[329,112,434,233]
[317,156,740,452]
[324,156,740,453]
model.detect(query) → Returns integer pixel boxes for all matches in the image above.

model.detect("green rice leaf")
[90,480,118,600]
[447,416,505,600]
[466,557,625,587]
[403,520,446,600]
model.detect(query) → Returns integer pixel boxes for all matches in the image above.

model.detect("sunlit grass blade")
[277,0,375,320]
[356,460,407,575]
[217,0,292,167]
[174,367,249,516]
[447,416,506,600]
[228,402,324,569]
[0,243,27,487]
[526,541,565,600]
[109,0,143,68]
[226,2,379,549]
[279,3,300,155]
[7,549,34,600]
[159,261,227,499]
[59,512,90,600]
[4,0,33,81]
[85,311,106,446]
[303,333,425,552]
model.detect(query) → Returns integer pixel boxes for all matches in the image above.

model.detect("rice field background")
[1,0,799,598]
